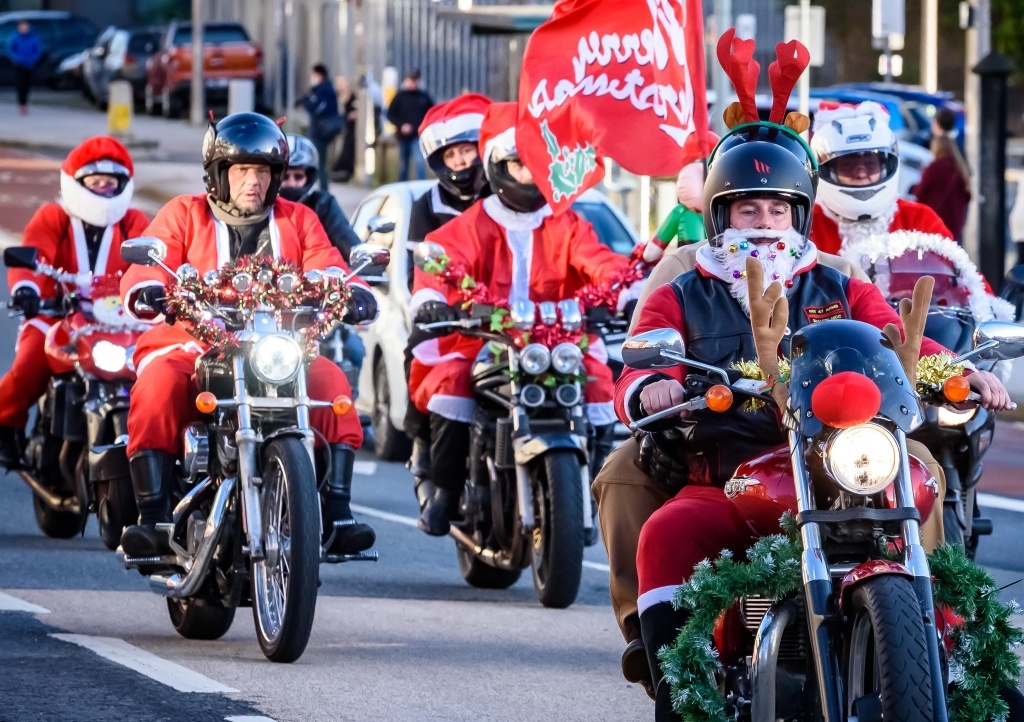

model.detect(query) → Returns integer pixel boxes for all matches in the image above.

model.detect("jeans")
[313,138,331,191]
[397,137,425,181]
[14,66,32,107]
[342,327,365,370]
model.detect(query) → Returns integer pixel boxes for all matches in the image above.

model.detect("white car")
[349,180,641,460]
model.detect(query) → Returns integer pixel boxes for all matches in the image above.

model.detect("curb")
[0,138,159,154]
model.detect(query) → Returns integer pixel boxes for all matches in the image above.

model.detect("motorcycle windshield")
[923,307,975,355]
[881,251,971,309]
[786,319,923,437]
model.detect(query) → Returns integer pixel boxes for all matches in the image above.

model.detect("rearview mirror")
[3,246,38,270]
[974,320,1024,361]
[120,237,167,266]
[621,328,687,369]
[413,241,447,271]
[367,215,395,236]
[349,243,391,275]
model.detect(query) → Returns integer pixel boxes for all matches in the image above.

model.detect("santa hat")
[478,102,519,172]
[59,136,135,228]
[811,100,891,134]
[62,135,134,179]
[418,93,491,159]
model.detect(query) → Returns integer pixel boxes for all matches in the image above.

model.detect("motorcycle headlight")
[249,335,302,385]
[92,340,127,373]
[551,342,583,375]
[826,423,900,496]
[519,343,551,376]
[937,406,977,427]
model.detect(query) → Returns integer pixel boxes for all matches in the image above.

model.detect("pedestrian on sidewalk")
[913,109,971,243]
[7,21,42,115]
[332,75,358,183]
[386,69,434,181]
[299,63,343,191]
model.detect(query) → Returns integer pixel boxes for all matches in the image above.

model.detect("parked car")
[144,21,263,119]
[0,11,98,87]
[54,48,87,90]
[83,26,162,107]
[350,181,640,460]
[835,82,966,149]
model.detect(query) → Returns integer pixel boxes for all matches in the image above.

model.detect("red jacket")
[913,156,971,242]
[9,204,149,300]
[809,199,951,256]
[121,194,359,368]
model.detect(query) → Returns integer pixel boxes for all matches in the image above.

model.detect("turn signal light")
[195,392,218,414]
[706,384,734,413]
[943,375,971,403]
[332,395,353,416]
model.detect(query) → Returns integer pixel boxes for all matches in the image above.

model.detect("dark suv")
[0,11,99,87]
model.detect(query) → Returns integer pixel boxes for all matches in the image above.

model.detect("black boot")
[640,601,691,721]
[120,450,175,558]
[586,423,617,546]
[407,436,435,513]
[323,443,375,554]
[417,414,470,536]
[0,425,21,469]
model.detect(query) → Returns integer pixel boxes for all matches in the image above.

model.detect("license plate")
[205,78,229,88]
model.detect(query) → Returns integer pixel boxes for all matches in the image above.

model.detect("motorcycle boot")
[621,638,655,699]
[323,443,376,554]
[407,436,435,513]
[586,423,618,547]
[640,601,691,721]
[0,425,21,469]
[120,450,175,558]
[418,414,471,536]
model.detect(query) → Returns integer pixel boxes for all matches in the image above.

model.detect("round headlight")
[250,335,302,385]
[92,340,127,373]
[937,406,977,427]
[551,342,583,375]
[519,343,551,376]
[826,423,900,496]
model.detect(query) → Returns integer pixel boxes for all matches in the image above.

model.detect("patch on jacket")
[803,301,847,323]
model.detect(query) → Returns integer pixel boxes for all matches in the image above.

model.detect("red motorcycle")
[622,315,1024,721]
[4,246,145,548]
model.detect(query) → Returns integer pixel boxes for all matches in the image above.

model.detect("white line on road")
[50,634,238,693]
[978,493,1024,514]
[353,460,378,476]
[0,591,50,613]
[351,503,612,572]
[226,717,279,722]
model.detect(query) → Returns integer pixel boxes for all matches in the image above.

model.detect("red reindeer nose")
[810,371,882,429]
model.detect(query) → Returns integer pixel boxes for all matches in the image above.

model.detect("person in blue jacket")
[7,21,42,115]
[299,63,342,191]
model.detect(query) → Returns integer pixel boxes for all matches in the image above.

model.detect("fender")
[514,432,587,466]
[88,441,129,483]
[838,559,914,612]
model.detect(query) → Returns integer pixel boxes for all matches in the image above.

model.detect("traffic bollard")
[107,80,133,138]
[228,79,255,115]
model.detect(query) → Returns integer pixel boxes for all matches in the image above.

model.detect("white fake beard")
[59,172,133,228]
[711,228,805,315]
[830,200,897,273]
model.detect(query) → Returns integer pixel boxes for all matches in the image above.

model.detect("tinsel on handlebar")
[165,255,352,354]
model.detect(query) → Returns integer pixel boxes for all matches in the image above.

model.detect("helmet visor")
[819,150,899,187]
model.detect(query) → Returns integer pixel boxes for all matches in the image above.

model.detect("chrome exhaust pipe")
[149,476,236,598]
[750,599,799,722]
[17,470,81,514]
[448,526,519,571]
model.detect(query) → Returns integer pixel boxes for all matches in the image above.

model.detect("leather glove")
[415,300,457,325]
[11,287,40,319]
[342,286,378,325]
[133,285,168,316]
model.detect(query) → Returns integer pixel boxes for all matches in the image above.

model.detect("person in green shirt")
[643,161,706,263]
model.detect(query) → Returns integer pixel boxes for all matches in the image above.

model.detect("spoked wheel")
[455,529,522,589]
[167,597,235,640]
[251,438,320,663]
[529,451,584,609]
[845,576,935,721]
[97,477,138,551]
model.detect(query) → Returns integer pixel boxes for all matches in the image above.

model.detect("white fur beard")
[834,201,897,272]
[712,228,805,315]
[59,172,133,228]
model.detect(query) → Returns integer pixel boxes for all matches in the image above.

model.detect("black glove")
[415,300,457,325]
[11,287,40,319]
[134,285,168,316]
[342,286,378,325]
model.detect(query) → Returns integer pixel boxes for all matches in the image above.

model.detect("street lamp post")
[189,0,205,126]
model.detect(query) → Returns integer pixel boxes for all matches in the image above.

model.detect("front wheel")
[251,437,320,663]
[845,575,936,720]
[96,478,138,551]
[529,451,584,609]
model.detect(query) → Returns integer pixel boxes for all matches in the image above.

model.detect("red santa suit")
[0,136,149,429]
[408,194,632,426]
[809,198,951,255]
[120,193,364,457]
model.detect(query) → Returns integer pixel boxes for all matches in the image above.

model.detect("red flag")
[516,0,714,214]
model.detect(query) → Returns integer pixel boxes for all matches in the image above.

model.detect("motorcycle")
[3,246,144,549]
[622,315,1024,721]
[117,237,388,663]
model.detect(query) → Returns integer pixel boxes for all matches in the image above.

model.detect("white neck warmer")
[59,172,133,228]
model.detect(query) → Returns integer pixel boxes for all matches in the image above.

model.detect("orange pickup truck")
[144,21,263,118]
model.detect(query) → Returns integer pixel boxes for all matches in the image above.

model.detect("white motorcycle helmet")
[810,102,900,221]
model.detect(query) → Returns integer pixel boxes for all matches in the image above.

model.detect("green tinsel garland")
[659,515,1023,722]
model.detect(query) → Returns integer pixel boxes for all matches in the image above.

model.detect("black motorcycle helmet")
[279,134,319,203]
[487,153,546,214]
[703,122,818,243]
[432,152,486,201]
[202,112,290,207]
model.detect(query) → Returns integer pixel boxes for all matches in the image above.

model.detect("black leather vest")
[655,264,852,486]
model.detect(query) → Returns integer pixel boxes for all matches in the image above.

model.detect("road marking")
[353,460,378,476]
[0,591,50,613]
[50,634,238,693]
[226,717,279,722]
[978,493,1024,514]
[351,503,612,572]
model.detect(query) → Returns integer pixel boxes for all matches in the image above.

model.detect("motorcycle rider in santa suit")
[118,112,378,559]
[0,135,150,468]
[404,93,492,512]
[408,101,639,536]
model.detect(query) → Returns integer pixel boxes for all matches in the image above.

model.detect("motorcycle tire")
[456,533,522,589]
[372,358,411,462]
[167,597,236,640]
[251,437,320,663]
[31,492,82,539]
[844,575,935,720]
[97,478,138,551]
[529,450,584,609]
[942,502,965,549]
